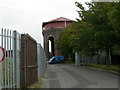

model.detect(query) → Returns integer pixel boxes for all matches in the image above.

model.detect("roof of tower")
[42,17,74,27]
[47,17,74,22]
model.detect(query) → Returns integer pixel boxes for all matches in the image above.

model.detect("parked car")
[48,56,64,64]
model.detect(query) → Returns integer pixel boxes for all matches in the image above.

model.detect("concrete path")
[41,64,119,89]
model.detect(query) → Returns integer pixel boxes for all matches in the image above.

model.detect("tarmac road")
[41,64,119,89]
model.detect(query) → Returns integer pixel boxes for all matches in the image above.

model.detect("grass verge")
[86,64,120,73]
[28,71,46,88]
[28,77,43,88]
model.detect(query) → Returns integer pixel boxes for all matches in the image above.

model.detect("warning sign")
[0,47,5,63]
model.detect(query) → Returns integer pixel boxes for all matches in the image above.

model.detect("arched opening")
[48,37,54,58]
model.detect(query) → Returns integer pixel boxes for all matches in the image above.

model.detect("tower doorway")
[48,37,54,58]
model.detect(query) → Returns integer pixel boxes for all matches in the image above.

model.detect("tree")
[57,2,120,65]
[57,25,75,61]
[75,2,120,65]
[107,2,120,55]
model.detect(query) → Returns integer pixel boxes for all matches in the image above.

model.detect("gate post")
[13,31,17,88]
[13,31,21,88]
[75,52,80,66]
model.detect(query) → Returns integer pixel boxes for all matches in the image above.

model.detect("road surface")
[41,64,119,89]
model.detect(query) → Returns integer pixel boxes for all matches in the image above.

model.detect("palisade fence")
[37,44,46,80]
[0,28,21,88]
[75,52,106,66]
[0,28,46,89]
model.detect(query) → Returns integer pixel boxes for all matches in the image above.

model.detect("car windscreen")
[49,57,55,61]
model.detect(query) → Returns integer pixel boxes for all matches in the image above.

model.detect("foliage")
[57,26,75,59]
[75,2,120,65]
[57,2,120,64]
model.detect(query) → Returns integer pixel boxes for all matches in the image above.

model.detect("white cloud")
[0,0,91,46]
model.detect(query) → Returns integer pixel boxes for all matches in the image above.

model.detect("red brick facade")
[42,17,74,60]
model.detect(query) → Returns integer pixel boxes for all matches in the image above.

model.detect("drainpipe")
[64,21,66,28]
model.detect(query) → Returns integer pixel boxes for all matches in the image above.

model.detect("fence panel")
[21,34,38,88]
[75,52,106,65]
[0,28,21,89]
[37,44,46,79]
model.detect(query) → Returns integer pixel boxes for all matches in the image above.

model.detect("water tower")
[42,17,74,60]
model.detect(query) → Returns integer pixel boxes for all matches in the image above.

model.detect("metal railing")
[0,28,21,88]
[0,28,47,88]
[37,44,46,80]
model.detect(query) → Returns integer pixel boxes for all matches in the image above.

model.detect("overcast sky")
[0,0,91,46]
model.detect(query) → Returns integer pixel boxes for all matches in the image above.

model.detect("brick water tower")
[42,17,74,60]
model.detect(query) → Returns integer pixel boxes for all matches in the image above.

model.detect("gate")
[21,34,38,88]
[0,28,21,88]
[0,28,46,88]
